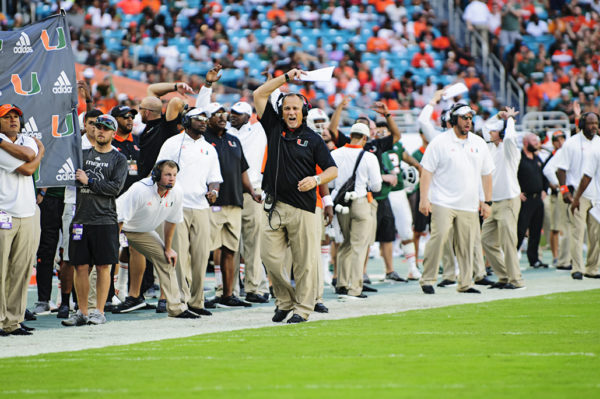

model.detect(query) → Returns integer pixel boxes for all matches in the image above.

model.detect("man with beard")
[157,108,222,315]
[203,103,261,308]
[419,104,494,294]
[516,133,548,269]
[557,112,600,279]
[62,115,127,326]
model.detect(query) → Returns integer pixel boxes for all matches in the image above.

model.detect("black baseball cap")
[110,105,138,118]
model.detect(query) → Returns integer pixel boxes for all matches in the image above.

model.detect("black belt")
[525,192,541,198]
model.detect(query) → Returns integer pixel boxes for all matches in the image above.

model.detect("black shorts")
[376,197,396,243]
[409,190,430,233]
[69,223,119,266]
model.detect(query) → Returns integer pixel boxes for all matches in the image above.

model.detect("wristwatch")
[314,175,322,185]
[211,189,219,198]
[484,201,493,206]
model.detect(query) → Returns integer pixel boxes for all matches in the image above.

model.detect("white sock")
[402,242,417,268]
[115,263,129,299]
[321,246,333,284]
[215,264,222,287]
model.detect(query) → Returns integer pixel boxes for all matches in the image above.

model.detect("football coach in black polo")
[253,69,338,324]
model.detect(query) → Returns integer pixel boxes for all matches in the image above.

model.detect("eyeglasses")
[191,115,209,122]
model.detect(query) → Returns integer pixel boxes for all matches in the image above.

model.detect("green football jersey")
[408,147,425,195]
[380,141,405,192]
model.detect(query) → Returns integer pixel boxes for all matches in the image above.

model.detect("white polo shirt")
[421,129,494,212]
[0,133,38,218]
[487,118,521,201]
[554,133,598,200]
[117,177,184,233]
[330,145,382,198]
[543,149,561,187]
[228,121,267,189]
[157,132,223,210]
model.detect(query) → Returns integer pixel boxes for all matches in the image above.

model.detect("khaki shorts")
[210,205,242,252]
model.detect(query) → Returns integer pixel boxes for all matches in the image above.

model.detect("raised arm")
[196,64,222,108]
[329,95,352,137]
[418,89,444,143]
[147,81,195,98]
[253,68,305,118]
[372,101,400,143]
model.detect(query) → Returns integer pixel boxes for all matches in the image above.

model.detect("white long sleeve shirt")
[486,117,521,201]
[421,130,494,212]
[554,133,599,200]
[117,177,183,233]
[330,145,382,198]
[417,103,443,144]
[156,133,223,210]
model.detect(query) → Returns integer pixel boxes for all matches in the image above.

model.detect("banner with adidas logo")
[0,12,82,187]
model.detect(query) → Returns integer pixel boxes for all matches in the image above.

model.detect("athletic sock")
[401,242,417,267]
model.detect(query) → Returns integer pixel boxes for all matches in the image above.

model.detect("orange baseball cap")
[0,104,23,118]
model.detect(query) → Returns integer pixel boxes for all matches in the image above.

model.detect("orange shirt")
[464,77,481,89]
[366,36,390,52]
[267,9,286,22]
[527,83,543,108]
[538,81,561,100]
[411,53,434,68]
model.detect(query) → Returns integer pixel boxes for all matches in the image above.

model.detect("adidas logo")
[56,158,76,181]
[21,116,42,139]
[53,71,72,94]
[14,32,33,54]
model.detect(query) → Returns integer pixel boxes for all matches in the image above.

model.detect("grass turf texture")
[2,290,599,398]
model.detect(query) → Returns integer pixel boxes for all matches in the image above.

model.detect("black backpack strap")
[351,150,366,179]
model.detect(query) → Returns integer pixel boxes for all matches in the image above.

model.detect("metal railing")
[520,111,572,136]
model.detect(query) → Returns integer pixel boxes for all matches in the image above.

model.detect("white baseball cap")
[350,123,370,137]
[83,67,95,79]
[454,105,475,117]
[187,107,209,118]
[231,102,252,116]
[485,119,504,132]
[205,102,225,116]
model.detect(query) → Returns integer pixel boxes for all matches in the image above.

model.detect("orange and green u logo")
[51,114,75,137]
[11,73,41,96]
[41,27,66,51]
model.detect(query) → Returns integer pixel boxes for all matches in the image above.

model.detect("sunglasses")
[213,111,229,118]
[119,114,134,119]
[459,115,473,121]
[191,115,209,122]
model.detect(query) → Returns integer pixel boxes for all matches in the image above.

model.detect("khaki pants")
[124,230,187,316]
[556,196,571,267]
[421,204,479,291]
[481,197,523,286]
[210,205,242,252]
[368,200,378,245]
[261,201,318,319]
[239,192,268,295]
[567,197,600,274]
[337,197,372,296]
[173,208,211,308]
[441,226,483,281]
[315,207,325,303]
[473,229,486,281]
[0,213,38,332]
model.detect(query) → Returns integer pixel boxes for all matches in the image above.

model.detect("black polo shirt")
[259,102,336,213]
[112,132,141,194]
[335,130,393,169]
[517,151,547,195]
[138,116,180,179]
[204,127,248,208]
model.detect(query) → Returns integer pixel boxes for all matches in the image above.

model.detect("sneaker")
[502,283,526,290]
[363,274,372,284]
[33,301,51,315]
[174,310,200,319]
[217,295,252,308]
[407,265,422,280]
[188,305,212,316]
[556,265,572,271]
[245,292,268,303]
[460,287,481,293]
[362,284,378,292]
[385,271,407,282]
[88,309,107,325]
[531,260,549,268]
[572,272,583,280]
[475,277,494,286]
[314,303,329,313]
[331,278,337,288]
[421,285,435,294]
[287,314,307,324]
[339,293,368,300]
[486,266,493,276]
[437,279,457,287]
[61,310,88,327]
[24,309,36,321]
[204,297,219,309]
[584,273,600,279]
[156,299,167,314]
[273,307,292,322]
[335,287,348,295]
[56,304,70,319]
[488,281,507,289]
[111,295,146,314]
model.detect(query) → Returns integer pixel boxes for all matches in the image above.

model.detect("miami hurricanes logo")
[51,113,75,137]
[11,73,41,96]
[41,27,67,51]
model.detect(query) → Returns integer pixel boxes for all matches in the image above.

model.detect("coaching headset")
[180,106,196,129]
[448,103,473,126]
[578,112,600,130]
[276,93,311,119]
[151,160,180,184]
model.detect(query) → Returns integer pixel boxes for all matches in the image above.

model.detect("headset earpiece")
[151,160,180,183]
[449,104,467,126]
[181,107,195,129]
[277,93,310,119]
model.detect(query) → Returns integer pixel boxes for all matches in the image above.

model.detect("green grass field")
[2,290,599,399]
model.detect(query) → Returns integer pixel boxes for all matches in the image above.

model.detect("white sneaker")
[407,265,422,280]
[87,309,106,325]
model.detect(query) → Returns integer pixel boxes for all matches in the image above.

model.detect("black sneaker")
[218,295,252,308]
[331,278,337,287]
[204,297,219,309]
[460,287,481,293]
[531,260,549,268]
[112,295,146,314]
[24,309,36,321]
[362,284,378,292]
[584,273,600,279]
[556,265,572,270]
[502,283,526,290]
[56,304,70,319]
[475,277,494,286]
[422,285,435,294]
[572,272,583,280]
[314,303,329,313]
[9,327,32,336]
[486,266,493,276]
[272,307,291,322]
[489,281,507,289]
[245,292,268,303]
[0,329,8,337]
[20,324,35,332]
[188,305,212,316]
[174,310,200,319]
[335,287,348,295]
[437,279,457,287]
[156,299,167,314]
[363,274,372,284]
[287,314,307,324]
[385,271,408,282]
